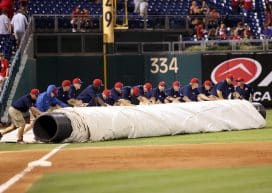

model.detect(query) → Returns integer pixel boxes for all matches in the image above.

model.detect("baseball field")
[0,110,272,193]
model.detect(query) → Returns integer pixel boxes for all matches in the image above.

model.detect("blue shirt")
[181,85,200,101]
[213,80,234,99]
[12,94,35,112]
[121,86,140,105]
[198,86,213,97]
[166,88,183,98]
[36,85,68,112]
[69,86,80,99]
[97,93,115,106]
[57,87,70,104]
[151,87,166,103]
[77,85,99,103]
[138,85,152,99]
[235,84,254,100]
[110,88,122,102]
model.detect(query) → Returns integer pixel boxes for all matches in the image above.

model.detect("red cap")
[226,74,234,80]
[172,81,180,87]
[190,78,199,84]
[93,79,103,87]
[236,77,245,82]
[144,82,152,91]
[73,77,83,84]
[103,89,111,97]
[30,89,40,96]
[204,80,212,87]
[132,86,140,96]
[158,81,166,87]
[62,80,71,87]
[52,88,58,95]
[114,82,123,89]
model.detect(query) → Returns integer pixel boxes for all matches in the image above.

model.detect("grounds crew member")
[150,81,167,104]
[212,74,235,99]
[165,81,183,103]
[0,89,41,143]
[77,78,103,106]
[138,82,153,104]
[36,85,68,112]
[235,77,254,101]
[68,77,83,106]
[110,82,125,105]
[121,86,141,105]
[181,78,200,102]
[198,80,213,101]
[96,89,115,106]
[57,80,71,104]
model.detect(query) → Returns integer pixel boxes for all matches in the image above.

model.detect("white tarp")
[1,100,266,143]
[56,100,265,142]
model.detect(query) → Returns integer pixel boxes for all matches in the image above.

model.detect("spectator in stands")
[82,8,92,31]
[243,0,253,15]
[71,5,82,32]
[139,0,148,18]
[19,0,28,14]
[190,1,201,15]
[243,24,252,39]
[263,24,272,38]
[217,23,227,39]
[195,22,204,40]
[265,9,272,26]
[0,52,9,92]
[200,0,209,15]
[0,9,11,35]
[235,21,245,38]
[207,8,220,29]
[11,8,28,46]
[207,28,217,40]
[134,0,140,13]
[0,0,14,18]
[232,0,241,14]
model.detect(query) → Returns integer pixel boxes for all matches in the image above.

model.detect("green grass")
[1,110,271,151]
[27,166,272,193]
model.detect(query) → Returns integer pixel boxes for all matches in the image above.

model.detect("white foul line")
[0,143,68,193]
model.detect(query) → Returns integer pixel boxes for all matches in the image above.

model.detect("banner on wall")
[202,53,272,107]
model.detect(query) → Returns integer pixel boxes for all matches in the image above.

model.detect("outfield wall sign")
[202,54,272,107]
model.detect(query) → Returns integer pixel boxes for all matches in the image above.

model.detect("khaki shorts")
[8,107,26,128]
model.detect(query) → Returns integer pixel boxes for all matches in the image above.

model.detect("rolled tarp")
[33,100,266,143]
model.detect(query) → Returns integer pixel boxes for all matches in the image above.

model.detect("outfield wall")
[15,53,271,107]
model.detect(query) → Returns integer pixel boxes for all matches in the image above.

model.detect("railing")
[34,34,272,55]
[32,14,245,32]
[0,17,34,118]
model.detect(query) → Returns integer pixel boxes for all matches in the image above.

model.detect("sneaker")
[17,140,26,144]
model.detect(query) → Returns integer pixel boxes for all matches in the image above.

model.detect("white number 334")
[150,57,179,74]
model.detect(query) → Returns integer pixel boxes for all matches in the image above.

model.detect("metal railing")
[31,14,245,32]
[0,17,34,118]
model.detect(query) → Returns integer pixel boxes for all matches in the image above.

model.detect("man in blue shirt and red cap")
[235,77,254,101]
[165,80,183,103]
[120,86,141,105]
[77,78,103,106]
[110,81,124,105]
[68,77,83,106]
[198,80,213,101]
[212,74,235,99]
[151,81,167,104]
[137,82,153,104]
[57,80,72,104]
[181,78,200,102]
[0,89,42,143]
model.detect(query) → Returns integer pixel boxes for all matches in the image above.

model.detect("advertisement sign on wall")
[202,54,272,107]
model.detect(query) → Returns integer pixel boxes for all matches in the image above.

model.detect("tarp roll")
[35,100,265,143]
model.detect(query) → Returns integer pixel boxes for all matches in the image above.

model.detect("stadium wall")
[13,53,271,107]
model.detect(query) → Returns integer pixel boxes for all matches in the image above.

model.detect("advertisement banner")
[202,53,272,107]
